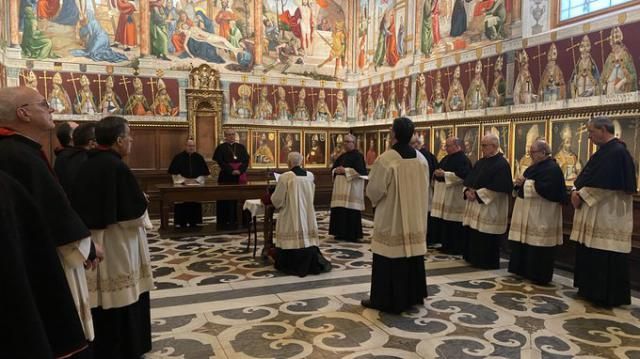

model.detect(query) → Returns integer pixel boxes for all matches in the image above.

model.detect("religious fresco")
[303,131,326,167]
[549,119,589,185]
[513,121,546,177]
[278,130,301,167]
[18,68,180,115]
[482,122,509,161]
[432,125,453,161]
[364,131,379,167]
[251,130,277,167]
[455,124,479,165]
[262,0,346,79]
[328,132,348,164]
[415,127,432,153]
[611,117,640,190]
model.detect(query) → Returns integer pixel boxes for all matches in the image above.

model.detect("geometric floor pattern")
[147,212,640,359]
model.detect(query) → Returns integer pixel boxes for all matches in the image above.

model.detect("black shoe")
[361,299,375,309]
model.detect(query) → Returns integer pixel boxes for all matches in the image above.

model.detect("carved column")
[409,73,418,115]
[345,1,357,76]
[139,0,150,56]
[9,0,19,47]
[346,88,358,122]
[253,0,263,66]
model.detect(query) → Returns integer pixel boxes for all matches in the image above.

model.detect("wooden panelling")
[196,113,216,158]
[127,129,158,170]
[158,129,188,169]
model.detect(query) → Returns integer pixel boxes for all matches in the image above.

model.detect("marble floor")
[146,212,640,359]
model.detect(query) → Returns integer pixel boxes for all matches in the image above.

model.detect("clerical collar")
[0,129,41,149]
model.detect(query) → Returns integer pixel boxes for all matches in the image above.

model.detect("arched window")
[556,0,639,24]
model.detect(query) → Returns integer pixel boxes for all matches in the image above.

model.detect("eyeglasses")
[19,99,50,110]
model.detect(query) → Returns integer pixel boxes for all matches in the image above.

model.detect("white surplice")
[86,215,154,309]
[508,179,563,247]
[431,171,466,222]
[462,187,510,234]
[366,150,430,258]
[330,167,365,211]
[570,187,633,253]
[271,171,319,249]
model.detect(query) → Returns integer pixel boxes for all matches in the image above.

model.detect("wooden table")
[156,181,272,230]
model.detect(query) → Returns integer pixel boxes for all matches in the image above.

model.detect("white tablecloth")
[243,199,264,218]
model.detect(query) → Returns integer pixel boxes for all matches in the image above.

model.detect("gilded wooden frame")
[432,125,454,162]
[455,124,481,166]
[481,122,511,165]
[278,130,302,168]
[328,131,350,165]
[415,127,433,154]
[549,117,590,186]
[303,131,328,168]
[512,121,548,178]
[364,131,380,168]
[250,129,278,169]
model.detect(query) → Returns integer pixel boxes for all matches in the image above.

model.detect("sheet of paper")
[359,175,369,180]
[273,172,281,182]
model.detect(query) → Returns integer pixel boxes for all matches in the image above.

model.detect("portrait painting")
[610,117,640,190]
[303,131,327,168]
[278,131,302,168]
[415,127,432,153]
[329,132,349,165]
[432,125,454,162]
[365,132,379,167]
[234,129,249,147]
[513,121,547,177]
[379,130,391,153]
[455,124,480,165]
[482,123,511,163]
[353,132,366,152]
[251,130,277,168]
[550,119,590,185]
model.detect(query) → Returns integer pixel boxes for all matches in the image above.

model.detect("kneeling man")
[271,152,331,277]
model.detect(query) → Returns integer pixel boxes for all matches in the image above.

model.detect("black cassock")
[329,150,367,242]
[573,138,637,306]
[213,142,249,230]
[168,151,211,227]
[54,146,89,196]
[431,151,471,254]
[508,157,567,285]
[0,131,90,358]
[463,152,512,269]
[71,148,151,359]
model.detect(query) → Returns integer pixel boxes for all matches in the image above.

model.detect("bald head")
[445,137,463,155]
[480,133,500,157]
[531,139,550,155]
[0,86,54,139]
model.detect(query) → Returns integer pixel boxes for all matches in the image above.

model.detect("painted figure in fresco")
[71,11,129,63]
[164,0,179,53]
[555,124,583,182]
[446,66,465,112]
[215,0,236,39]
[279,0,315,55]
[397,16,405,56]
[306,134,324,164]
[357,9,369,70]
[466,60,488,110]
[172,11,194,56]
[436,129,448,161]
[513,50,536,105]
[318,21,347,78]
[433,71,445,113]
[125,77,151,115]
[570,35,600,98]
[255,86,273,121]
[279,133,295,164]
[485,126,505,153]
[484,0,507,40]
[275,86,290,121]
[24,70,38,90]
[366,87,375,121]
[21,6,57,59]
[228,20,243,48]
[374,84,386,120]
[488,56,505,107]
[330,134,344,164]
[386,82,400,119]
[151,1,170,60]
[450,0,468,37]
[516,124,540,177]
[114,0,137,50]
[99,76,122,114]
[37,0,60,20]
[416,73,430,115]
[463,130,478,164]
[49,73,73,114]
[255,133,275,164]
[421,0,435,56]
[293,88,310,121]
[373,8,400,70]
[601,26,638,95]
[315,89,333,121]
[74,75,97,115]
[231,84,253,119]
[335,90,347,122]
[357,93,365,121]
[151,79,178,116]
[399,78,410,116]
[182,23,238,64]
[539,44,566,102]
[366,138,377,165]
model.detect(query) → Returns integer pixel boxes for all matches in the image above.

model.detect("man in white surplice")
[271,152,331,277]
